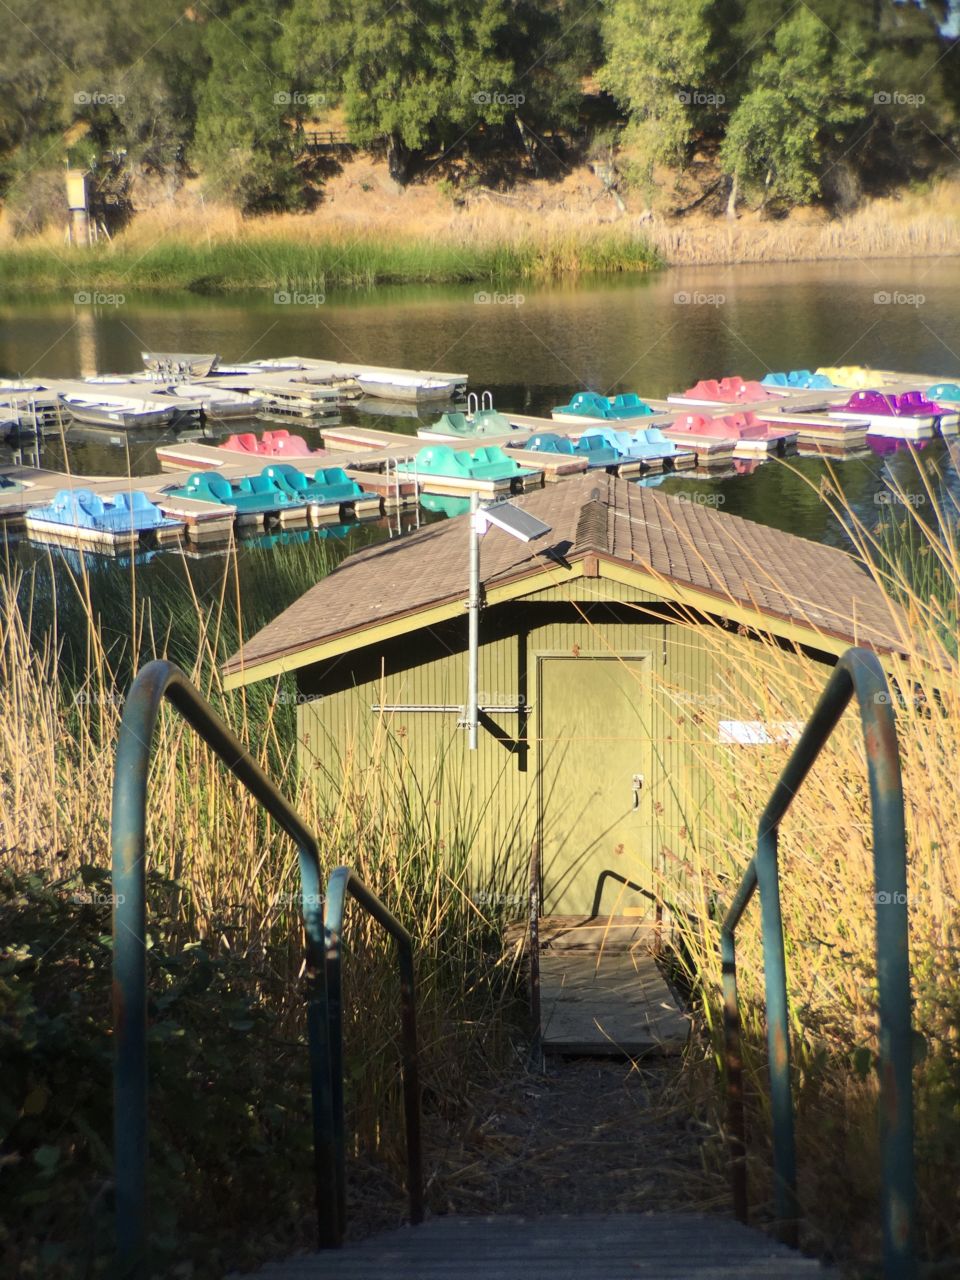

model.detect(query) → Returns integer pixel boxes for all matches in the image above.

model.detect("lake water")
[3,257,959,615]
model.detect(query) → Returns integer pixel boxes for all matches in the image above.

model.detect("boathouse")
[222,474,906,916]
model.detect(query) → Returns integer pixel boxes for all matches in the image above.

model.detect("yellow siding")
[297,593,832,906]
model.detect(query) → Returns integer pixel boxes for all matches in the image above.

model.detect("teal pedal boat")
[520,432,620,468]
[419,494,472,518]
[262,463,378,506]
[167,470,304,516]
[417,408,519,442]
[398,445,536,484]
[552,391,656,423]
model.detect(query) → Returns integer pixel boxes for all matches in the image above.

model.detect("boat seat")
[224,433,260,454]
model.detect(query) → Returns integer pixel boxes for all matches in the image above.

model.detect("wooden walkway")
[539,950,689,1055]
[247,917,838,1279]
[248,1214,835,1278]
[503,917,689,1056]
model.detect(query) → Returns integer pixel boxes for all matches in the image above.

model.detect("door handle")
[632,774,644,809]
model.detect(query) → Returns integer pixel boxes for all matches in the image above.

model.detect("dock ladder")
[466,390,494,416]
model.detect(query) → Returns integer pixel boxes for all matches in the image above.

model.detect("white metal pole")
[467,491,480,750]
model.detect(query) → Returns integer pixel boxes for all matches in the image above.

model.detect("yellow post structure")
[65,169,90,245]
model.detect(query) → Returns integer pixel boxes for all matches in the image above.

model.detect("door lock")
[632,773,644,809]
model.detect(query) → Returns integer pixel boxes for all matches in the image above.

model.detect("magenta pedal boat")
[827,389,958,440]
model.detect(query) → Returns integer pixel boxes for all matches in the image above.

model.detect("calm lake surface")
[3,257,959,620]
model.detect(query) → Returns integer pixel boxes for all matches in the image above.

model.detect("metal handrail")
[721,647,914,1278]
[323,866,424,1242]
[110,660,340,1276]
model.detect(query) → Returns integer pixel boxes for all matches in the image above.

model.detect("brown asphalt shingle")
[222,473,908,681]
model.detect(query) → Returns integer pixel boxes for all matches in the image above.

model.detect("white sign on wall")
[718,720,805,746]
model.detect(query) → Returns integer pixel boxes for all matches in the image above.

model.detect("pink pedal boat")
[719,411,798,455]
[665,411,797,459]
[668,376,778,407]
[219,429,326,459]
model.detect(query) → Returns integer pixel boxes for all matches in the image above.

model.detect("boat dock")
[0,455,387,547]
[153,440,421,505]
[316,423,699,478]
[5,355,959,556]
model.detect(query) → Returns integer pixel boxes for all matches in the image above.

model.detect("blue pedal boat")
[762,370,835,390]
[587,426,678,461]
[27,488,176,533]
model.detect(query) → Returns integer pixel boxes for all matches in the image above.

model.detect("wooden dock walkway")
[538,949,689,1055]
[247,1213,835,1278]
[504,917,688,1057]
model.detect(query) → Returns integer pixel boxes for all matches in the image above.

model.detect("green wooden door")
[537,654,655,917]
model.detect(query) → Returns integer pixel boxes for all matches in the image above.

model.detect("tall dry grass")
[631,455,960,1268]
[4,169,958,289]
[0,192,659,292]
[646,180,960,266]
[0,546,521,1276]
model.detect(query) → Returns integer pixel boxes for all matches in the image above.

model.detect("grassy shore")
[663,456,960,1269]
[2,170,958,292]
[0,206,660,294]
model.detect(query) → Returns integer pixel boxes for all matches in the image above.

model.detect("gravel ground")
[426,1052,728,1220]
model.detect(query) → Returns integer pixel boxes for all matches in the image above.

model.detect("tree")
[281,0,456,181]
[729,1,958,196]
[598,0,713,178]
[597,0,744,188]
[720,7,871,208]
[193,2,304,212]
[281,0,587,182]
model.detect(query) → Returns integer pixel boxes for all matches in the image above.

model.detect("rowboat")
[59,394,188,430]
[162,383,263,419]
[142,352,220,379]
[355,373,459,403]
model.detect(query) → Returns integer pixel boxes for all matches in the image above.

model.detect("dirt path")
[431,1054,728,1220]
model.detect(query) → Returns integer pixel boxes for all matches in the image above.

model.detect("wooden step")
[246,1213,837,1278]
[539,950,689,1056]
[504,915,661,954]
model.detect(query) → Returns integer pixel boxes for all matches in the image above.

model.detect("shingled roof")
[222,473,908,686]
